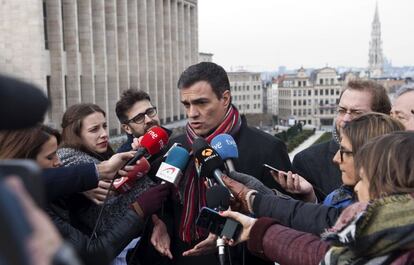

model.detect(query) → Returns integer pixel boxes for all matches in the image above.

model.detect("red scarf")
[179,105,241,243]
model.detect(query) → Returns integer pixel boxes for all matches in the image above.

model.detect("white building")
[228,71,263,114]
[266,81,279,116]
[278,67,341,129]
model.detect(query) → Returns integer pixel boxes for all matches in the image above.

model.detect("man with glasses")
[292,80,391,201]
[391,83,414,131]
[115,89,161,152]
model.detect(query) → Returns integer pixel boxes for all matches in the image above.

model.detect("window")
[308,109,311,115]
[298,90,302,97]
[294,110,297,115]
[299,109,302,116]
[293,90,297,96]
[303,100,306,106]
[303,81,307,87]
[298,100,302,106]
[325,89,329,95]
[319,79,323,85]
[293,100,296,106]
[331,78,334,85]
[331,89,334,95]
[298,81,302,87]
[308,120,312,124]
[320,89,323,95]
[308,90,311,96]
[325,99,329,105]
[43,1,48,49]
[315,90,318,96]
[247,85,250,91]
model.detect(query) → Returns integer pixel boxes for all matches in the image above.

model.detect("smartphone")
[0,160,45,207]
[196,207,241,239]
[263,164,288,177]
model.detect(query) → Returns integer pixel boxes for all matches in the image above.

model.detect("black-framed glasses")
[126,107,157,124]
[339,146,353,162]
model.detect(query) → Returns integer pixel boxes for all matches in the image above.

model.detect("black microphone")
[206,185,231,265]
[192,138,233,196]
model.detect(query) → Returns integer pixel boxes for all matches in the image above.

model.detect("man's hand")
[83,180,114,204]
[229,171,273,195]
[220,210,257,246]
[182,233,217,257]
[221,175,253,214]
[151,215,173,259]
[271,170,316,202]
[97,151,136,181]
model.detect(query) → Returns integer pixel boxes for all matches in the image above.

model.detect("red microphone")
[113,157,150,193]
[113,127,169,179]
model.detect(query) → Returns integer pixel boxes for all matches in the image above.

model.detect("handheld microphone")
[114,127,169,179]
[113,157,150,193]
[205,185,232,265]
[156,146,190,186]
[211,134,238,173]
[192,138,232,196]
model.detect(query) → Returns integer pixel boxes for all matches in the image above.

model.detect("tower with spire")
[368,2,384,78]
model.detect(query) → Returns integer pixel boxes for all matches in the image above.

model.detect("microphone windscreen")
[211,134,239,160]
[194,145,224,179]
[191,137,210,153]
[206,185,230,210]
[165,146,190,171]
[140,127,169,155]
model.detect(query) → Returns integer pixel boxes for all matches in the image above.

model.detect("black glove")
[135,184,171,218]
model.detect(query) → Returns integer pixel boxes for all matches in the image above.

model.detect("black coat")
[47,198,145,265]
[253,193,342,236]
[147,117,292,265]
[42,163,98,201]
[292,139,342,200]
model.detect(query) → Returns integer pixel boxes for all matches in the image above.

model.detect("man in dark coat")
[292,80,392,200]
[147,62,291,265]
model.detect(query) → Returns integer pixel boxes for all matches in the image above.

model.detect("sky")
[198,0,414,72]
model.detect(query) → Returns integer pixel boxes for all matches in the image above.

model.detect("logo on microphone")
[201,148,213,157]
[161,167,176,175]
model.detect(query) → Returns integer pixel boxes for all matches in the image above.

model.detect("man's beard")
[132,121,160,137]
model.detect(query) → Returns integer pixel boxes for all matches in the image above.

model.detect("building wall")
[278,67,341,129]
[228,72,263,114]
[0,0,198,134]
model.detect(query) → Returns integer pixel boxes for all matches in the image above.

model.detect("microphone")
[114,127,169,179]
[192,138,232,195]
[206,185,230,211]
[211,134,238,173]
[113,157,150,193]
[206,185,231,265]
[156,146,190,186]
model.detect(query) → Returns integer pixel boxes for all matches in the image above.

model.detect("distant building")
[266,80,279,116]
[0,0,198,135]
[278,67,341,129]
[228,71,263,114]
[199,52,213,62]
[368,3,384,78]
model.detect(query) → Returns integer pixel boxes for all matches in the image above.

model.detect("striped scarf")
[179,105,242,243]
[320,193,414,265]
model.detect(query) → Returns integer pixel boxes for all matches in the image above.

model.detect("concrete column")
[78,0,95,103]
[190,4,198,64]
[156,0,165,122]
[45,0,65,127]
[170,0,179,121]
[163,0,173,122]
[184,4,190,68]
[127,0,140,89]
[146,0,158,107]
[138,0,149,92]
[62,0,81,106]
[92,0,108,118]
[177,1,185,119]
[117,0,129,93]
[105,0,120,135]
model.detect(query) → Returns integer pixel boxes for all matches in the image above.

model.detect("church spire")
[368,1,384,78]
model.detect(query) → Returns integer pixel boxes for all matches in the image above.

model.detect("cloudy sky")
[198,0,414,71]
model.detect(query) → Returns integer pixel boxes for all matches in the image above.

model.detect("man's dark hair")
[339,80,391,114]
[116,89,151,124]
[177,62,230,99]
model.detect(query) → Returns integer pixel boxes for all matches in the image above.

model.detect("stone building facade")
[0,0,198,134]
[278,67,341,129]
[228,71,263,114]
